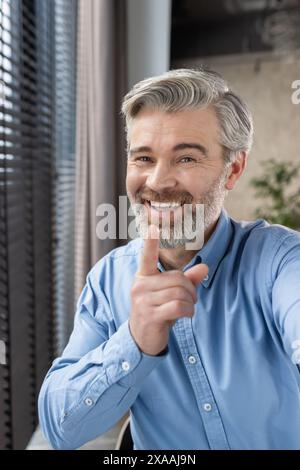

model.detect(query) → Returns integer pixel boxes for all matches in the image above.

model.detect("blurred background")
[0,0,299,450]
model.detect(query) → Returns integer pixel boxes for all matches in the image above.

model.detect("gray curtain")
[75,0,127,300]
[53,0,77,354]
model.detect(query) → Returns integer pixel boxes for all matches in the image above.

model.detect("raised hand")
[129,225,209,355]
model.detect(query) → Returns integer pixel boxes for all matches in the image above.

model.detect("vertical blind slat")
[0,0,55,449]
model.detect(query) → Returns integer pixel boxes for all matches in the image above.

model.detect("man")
[38,68,300,450]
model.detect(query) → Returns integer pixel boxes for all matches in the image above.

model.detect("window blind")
[0,0,54,449]
[52,0,77,355]
[0,0,77,449]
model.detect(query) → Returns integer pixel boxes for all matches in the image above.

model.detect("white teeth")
[150,201,181,209]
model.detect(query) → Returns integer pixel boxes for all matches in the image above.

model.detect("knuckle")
[175,270,185,279]
[131,277,145,295]
[172,271,185,285]
[172,299,183,310]
[173,287,183,299]
[131,283,139,297]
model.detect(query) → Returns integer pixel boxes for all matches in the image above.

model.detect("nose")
[146,161,178,192]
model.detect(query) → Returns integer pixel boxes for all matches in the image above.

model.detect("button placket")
[173,317,230,450]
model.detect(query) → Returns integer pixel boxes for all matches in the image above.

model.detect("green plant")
[250,159,300,230]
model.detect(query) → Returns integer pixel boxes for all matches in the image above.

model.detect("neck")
[158,214,220,271]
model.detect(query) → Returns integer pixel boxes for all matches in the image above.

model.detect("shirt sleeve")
[271,231,300,370]
[38,268,167,450]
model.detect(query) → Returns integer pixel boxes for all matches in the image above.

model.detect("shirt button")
[203,274,209,281]
[84,397,94,407]
[203,403,212,412]
[122,361,130,371]
[188,355,197,364]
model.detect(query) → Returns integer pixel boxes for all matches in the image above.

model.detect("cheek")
[179,175,202,199]
[186,177,214,201]
[126,168,145,195]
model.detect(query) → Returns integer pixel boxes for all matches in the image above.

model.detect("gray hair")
[121,67,253,163]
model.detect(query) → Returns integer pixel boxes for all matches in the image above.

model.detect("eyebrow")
[129,142,208,157]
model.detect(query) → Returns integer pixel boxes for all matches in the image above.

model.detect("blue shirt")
[38,209,300,450]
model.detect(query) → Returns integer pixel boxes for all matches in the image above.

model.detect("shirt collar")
[157,208,233,288]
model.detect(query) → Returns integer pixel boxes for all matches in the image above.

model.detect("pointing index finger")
[137,225,160,276]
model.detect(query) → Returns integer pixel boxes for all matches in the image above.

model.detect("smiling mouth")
[142,199,184,211]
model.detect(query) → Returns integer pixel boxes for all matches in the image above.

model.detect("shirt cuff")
[104,320,168,388]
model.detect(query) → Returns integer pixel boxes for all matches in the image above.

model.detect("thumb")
[184,263,209,286]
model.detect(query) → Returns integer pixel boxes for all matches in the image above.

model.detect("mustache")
[134,189,193,204]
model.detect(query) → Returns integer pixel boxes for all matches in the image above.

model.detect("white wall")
[127,0,172,89]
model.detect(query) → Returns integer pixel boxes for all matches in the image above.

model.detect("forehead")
[128,106,220,147]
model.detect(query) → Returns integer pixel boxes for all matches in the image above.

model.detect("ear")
[225,151,247,191]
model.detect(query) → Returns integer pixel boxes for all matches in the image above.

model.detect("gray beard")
[130,169,228,249]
